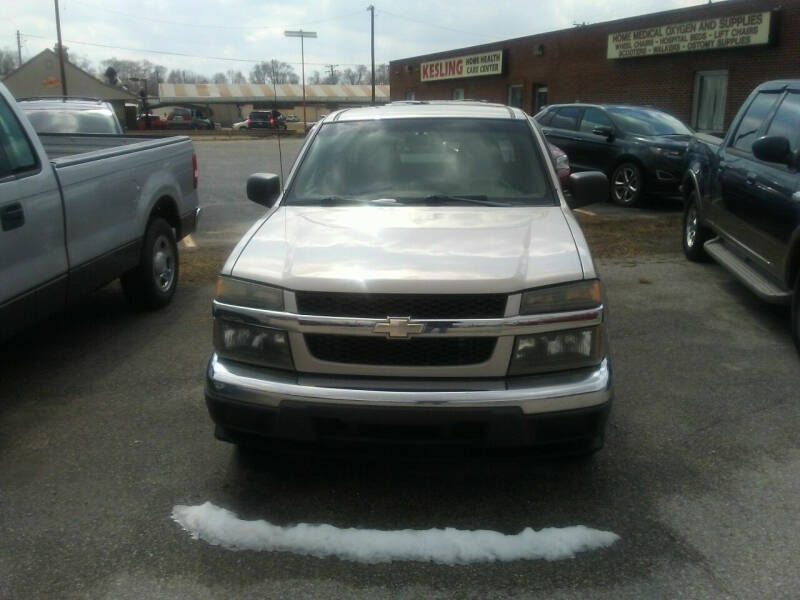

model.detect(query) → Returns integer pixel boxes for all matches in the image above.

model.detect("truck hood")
[231,205,585,294]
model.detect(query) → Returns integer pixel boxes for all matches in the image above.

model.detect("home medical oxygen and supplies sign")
[420,51,503,82]
[607,11,772,59]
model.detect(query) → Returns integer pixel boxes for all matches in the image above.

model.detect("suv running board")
[704,238,792,304]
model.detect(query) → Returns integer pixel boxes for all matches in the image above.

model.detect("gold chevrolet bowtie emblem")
[373,317,425,338]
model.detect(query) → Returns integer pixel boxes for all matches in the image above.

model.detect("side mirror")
[592,126,614,140]
[752,135,794,166]
[567,171,608,209]
[246,173,281,207]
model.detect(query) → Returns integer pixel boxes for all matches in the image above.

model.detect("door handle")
[1,203,25,231]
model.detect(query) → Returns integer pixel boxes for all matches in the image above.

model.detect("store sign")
[420,50,503,82]
[607,11,772,59]
[42,77,61,88]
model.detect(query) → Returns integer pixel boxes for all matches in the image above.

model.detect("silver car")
[206,101,612,456]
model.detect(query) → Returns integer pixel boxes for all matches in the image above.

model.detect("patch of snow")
[172,502,620,564]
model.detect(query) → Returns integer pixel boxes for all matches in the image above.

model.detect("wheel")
[792,273,800,353]
[683,191,712,262]
[121,217,179,309]
[610,162,643,206]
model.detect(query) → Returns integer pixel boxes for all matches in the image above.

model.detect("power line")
[19,33,371,68]
[376,8,498,41]
[65,0,364,32]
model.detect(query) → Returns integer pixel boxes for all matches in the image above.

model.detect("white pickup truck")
[0,82,199,340]
[206,102,612,456]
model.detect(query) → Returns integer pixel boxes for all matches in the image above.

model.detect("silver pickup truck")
[0,82,199,340]
[206,102,612,456]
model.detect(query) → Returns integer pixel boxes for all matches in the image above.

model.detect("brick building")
[389,0,800,133]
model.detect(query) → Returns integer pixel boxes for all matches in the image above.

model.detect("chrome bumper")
[206,354,612,415]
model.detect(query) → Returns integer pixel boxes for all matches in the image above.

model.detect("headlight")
[213,320,293,370]
[508,326,603,375]
[216,277,283,310]
[520,280,602,315]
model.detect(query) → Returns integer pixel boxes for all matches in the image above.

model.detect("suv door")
[0,91,67,335]
[746,91,800,276]
[539,106,583,164]
[716,90,783,266]
[573,107,619,173]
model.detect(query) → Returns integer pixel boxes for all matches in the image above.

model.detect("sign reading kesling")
[421,50,503,82]
[607,11,772,59]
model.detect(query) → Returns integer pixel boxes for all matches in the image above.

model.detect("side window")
[535,109,554,126]
[550,107,582,131]
[765,92,800,154]
[0,96,37,179]
[580,108,614,133]
[732,92,781,153]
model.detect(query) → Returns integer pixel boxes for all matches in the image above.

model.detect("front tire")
[121,217,179,309]
[610,162,643,206]
[683,191,712,262]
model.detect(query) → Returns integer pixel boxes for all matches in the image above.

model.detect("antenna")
[271,64,285,191]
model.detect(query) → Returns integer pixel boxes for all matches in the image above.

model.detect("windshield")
[285,118,555,206]
[607,107,692,136]
[23,108,121,134]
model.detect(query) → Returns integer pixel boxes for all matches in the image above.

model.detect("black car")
[247,110,287,130]
[535,104,692,206]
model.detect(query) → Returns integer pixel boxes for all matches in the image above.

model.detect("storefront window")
[452,88,464,100]
[692,70,728,134]
[507,85,523,109]
[404,90,416,100]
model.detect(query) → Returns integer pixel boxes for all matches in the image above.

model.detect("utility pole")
[16,30,22,67]
[54,0,67,95]
[325,64,339,81]
[285,30,317,126]
[368,5,375,105]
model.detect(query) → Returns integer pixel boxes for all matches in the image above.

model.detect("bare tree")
[226,69,247,84]
[374,63,389,85]
[249,60,299,84]
[307,70,322,85]
[101,57,166,91]
[164,69,206,84]
[212,72,227,84]
[341,64,370,85]
[0,48,19,76]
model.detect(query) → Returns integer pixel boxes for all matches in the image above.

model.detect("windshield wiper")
[424,194,510,207]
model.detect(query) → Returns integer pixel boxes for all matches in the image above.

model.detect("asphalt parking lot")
[1,140,799,599]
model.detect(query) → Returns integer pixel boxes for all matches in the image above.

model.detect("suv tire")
[683,191,712,262]
[610,162,643,206]
[121,217,179,309]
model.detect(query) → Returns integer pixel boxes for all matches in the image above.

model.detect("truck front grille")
[295,292,507,319]
[304,335,497,366]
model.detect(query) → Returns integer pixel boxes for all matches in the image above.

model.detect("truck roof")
[16,97,112,111]
[329,101,528,122]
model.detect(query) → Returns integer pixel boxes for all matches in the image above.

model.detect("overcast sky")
[4,0,716,78]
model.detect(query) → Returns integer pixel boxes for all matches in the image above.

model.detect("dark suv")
[536,104,692,206]
[247,110,287,130]
[682,80,800,350]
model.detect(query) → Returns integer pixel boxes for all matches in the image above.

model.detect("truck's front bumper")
[205,354,612,453]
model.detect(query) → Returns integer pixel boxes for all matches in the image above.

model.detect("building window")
[507,84,523,109]
[692,70,728,133]
[534,85,548,114]
[452,88,464,100]
[404,90,416,100]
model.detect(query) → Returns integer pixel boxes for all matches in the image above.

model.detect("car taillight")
[270,118,275,125]
[192,153,198,189]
